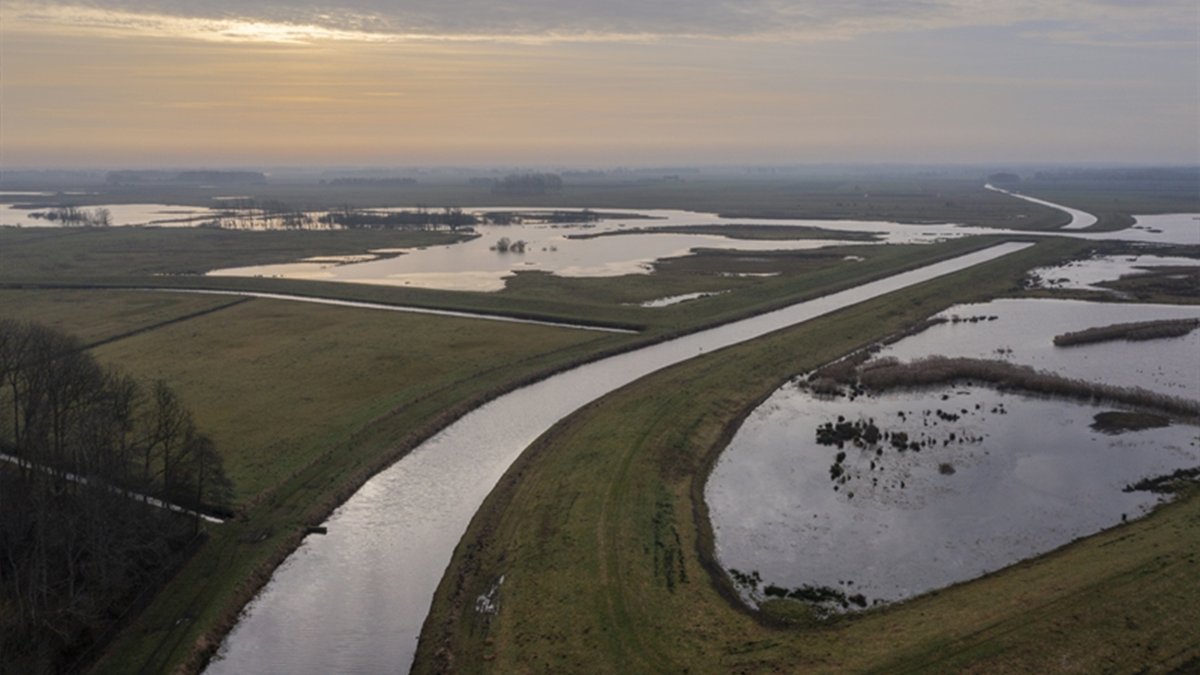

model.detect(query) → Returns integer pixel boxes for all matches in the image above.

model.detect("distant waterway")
[205,242,1033,674]
[984,183,1098,229]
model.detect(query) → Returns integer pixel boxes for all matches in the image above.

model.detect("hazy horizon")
[2,1,1197,168]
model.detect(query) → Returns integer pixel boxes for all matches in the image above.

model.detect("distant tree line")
[482,209,599,224]
[987,172,1021,186]
[1031,167,1199,183]
[320,177,418,186]
[0,320,230,673]
[318,206,477,230]
[491,173,563,195]
[105,170,267,185]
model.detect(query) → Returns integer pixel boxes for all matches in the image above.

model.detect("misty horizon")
[2,1,1197,167]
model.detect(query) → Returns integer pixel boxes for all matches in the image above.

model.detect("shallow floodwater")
[208,208,922,291]
[707,386,1198,607]
[207,206,1199,291]
[1030,254,1199,293]
[0,202,215,227]
[639,290,729,307]
[707,297,1200,610]
[204,243,1031,674]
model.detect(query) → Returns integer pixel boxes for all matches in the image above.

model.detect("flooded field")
[205,208,1198,292]
[707,298,1200,613]
[1030,253,1199,293]
[708,386,1198,610]
[205,208,920,291]
[0,201,215,227]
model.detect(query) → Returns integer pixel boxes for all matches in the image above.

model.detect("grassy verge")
[415,238,1199,673]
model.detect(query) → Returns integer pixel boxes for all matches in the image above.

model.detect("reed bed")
[858,356,1200,418]
[1053,318,1200,347]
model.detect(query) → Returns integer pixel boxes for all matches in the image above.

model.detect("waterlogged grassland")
[92,298,619,505]
[501,239,1020,334]
[0,288,240,344]
[415,238,1200,673]
[0,224,1029,333]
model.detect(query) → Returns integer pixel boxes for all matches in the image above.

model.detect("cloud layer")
[6,0,1196,44]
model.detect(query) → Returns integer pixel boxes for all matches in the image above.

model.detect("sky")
[1,0,1197,167]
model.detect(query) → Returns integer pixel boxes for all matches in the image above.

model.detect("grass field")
[0,289,240,344]
[55,293,630,674]
[414,237,1200,673]
[91,299,621,505]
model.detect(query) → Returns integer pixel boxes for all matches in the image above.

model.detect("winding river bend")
[206,242,1032,673]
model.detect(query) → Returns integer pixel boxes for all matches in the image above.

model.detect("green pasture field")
[91,299,622,505]
[63,293,626,674]
[415,237,1199,673]
[0,289,240,345]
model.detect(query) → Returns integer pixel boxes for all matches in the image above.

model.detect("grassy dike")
[414,237,1200,673]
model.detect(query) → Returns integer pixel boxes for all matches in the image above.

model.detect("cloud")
[3,0,1196,45]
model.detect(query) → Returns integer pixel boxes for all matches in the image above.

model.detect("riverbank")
[414,238,1199,672]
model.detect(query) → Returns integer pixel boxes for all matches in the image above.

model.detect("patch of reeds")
[1053,318,1200,347]
[857,356,1200,419]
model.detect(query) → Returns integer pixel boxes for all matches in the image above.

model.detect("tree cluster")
[319,206,477,231]
[0,320,230,673]
[491,172,563,196]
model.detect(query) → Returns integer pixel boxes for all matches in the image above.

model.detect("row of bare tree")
[0,319,231,673]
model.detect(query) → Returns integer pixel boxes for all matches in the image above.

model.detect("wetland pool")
[707,386,1198,610]
[707,298,1200,612]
